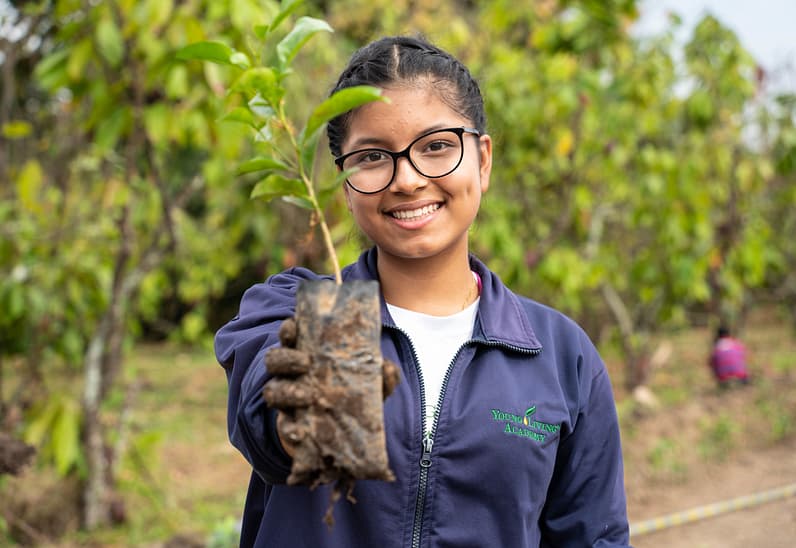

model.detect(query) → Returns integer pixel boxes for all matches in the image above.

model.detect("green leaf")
[176,41,235,65]
[269,0,305,33]
[231,0,271,30]
[282,196,315,211]
[139,0,173,29]
[95,107,130,151]
[232,68,282,106]
[96,17,125,67]
[165,64,189,98]
[229,51,252,69]
[33,49,69,91]
[5,286,25,320]
[253,24,270,40]
[317,182,341,209]
[67,38,93,81]
[181,311,206,342]
[300,128,321,177]
[333,167,357,186]
[24,399,59,446]
[276,16,333,69]
[219,107,257,127]
[2,120,33,139]
[16,160,43,214]
[282,195,315,210]
[251,174,306,201]
[237,156,291,175]
[144,103,169,145]
[249,95,277,119]
[303,86,385,144]
[52,399,81,476]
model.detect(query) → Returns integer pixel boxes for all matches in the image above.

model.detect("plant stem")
[313,190,343,285]
[300,174,342,284]
[280,107,343,284]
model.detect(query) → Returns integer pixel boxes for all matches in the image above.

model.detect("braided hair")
[326,36,486,158]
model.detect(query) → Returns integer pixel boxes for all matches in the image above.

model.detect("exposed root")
[323,475,356,529]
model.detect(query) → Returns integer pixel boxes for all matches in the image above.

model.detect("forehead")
[343,83,466,148]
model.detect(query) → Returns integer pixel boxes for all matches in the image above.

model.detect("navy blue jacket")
[215,248,631,547]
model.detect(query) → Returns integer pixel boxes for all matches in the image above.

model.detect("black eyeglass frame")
[334,126,481,195]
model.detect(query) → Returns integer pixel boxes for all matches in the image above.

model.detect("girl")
[215,35,631,547]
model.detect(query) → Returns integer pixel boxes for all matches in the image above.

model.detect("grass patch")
[646,436,688,481]
[5,307,796,546]
[45,342,249,547]
[697,413,738,461]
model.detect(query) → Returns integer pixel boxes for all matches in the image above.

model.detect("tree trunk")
[601,283,650,391]
[82,317,110,528]
[80,176,202,529]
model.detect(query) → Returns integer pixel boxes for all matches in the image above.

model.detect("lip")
[384,200,442,215]
[383,200,443,226]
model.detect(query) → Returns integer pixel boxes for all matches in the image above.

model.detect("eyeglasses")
[335,126,481,194]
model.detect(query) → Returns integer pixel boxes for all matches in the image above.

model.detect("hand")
[263,318,313,454]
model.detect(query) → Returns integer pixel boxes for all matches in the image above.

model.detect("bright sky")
[634,0,796,91]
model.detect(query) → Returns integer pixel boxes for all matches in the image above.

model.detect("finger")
[263,377,314,409]
[382,358,401,399]
[279,417,308,446]
[266,347,312,376]
[275,412,306,456]
[279,317,298,347]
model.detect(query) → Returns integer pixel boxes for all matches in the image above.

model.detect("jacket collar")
[342,247,542,352]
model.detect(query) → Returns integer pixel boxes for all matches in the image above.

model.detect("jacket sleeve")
[213,268,318,484]
[539,333,631,547]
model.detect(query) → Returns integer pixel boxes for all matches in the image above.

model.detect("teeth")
[391,204,440,220]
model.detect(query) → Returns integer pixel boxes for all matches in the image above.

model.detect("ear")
[478,134,492,193]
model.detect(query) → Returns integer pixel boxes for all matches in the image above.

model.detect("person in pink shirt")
[709,326,750,387]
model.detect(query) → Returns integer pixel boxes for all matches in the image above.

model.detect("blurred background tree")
[1,0,794,541]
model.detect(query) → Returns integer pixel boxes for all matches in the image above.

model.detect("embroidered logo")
[490,406,560,443]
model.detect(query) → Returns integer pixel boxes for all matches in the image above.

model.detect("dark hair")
[717,326,730,339]
[326,35,486,157]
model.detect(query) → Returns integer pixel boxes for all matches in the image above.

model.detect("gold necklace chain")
[461,276,478,310]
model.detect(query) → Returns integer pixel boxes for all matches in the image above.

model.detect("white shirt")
[387,298,479,434]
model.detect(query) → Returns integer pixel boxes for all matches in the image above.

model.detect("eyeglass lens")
[341,129,467,194]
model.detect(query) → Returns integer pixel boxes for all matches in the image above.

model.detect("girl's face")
[341,83,492,265]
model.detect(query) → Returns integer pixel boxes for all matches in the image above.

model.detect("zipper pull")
[420,434,433,468]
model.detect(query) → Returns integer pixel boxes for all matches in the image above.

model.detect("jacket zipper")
[391,325,542,548]
[410,335,451,548]
[389,327,430,548]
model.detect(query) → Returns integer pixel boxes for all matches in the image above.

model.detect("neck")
[377,248,478,316]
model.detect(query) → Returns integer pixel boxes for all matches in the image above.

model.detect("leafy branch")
[177,7,385,283]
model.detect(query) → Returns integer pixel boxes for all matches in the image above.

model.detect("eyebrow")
[346,123,458,151]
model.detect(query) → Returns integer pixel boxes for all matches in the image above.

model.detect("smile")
[389,203,441,220]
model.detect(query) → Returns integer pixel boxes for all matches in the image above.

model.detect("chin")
[374,241,431,259]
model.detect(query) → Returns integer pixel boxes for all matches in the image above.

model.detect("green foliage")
[2,4,796,537]
[23,394,84,476]
[176,6,386,280]
[754,379,796,442]
[207,517,242,548]
[697,413,738,461]
[646,436,687,479]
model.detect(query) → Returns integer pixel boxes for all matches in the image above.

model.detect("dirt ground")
[621,368,796,547]
[163,318,796,548]
[195,410,796,548]
[4,314,795,547]
[628,434,796,547]
[191,357,796,548]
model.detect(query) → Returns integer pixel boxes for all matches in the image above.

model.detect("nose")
[389,156,427,194]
